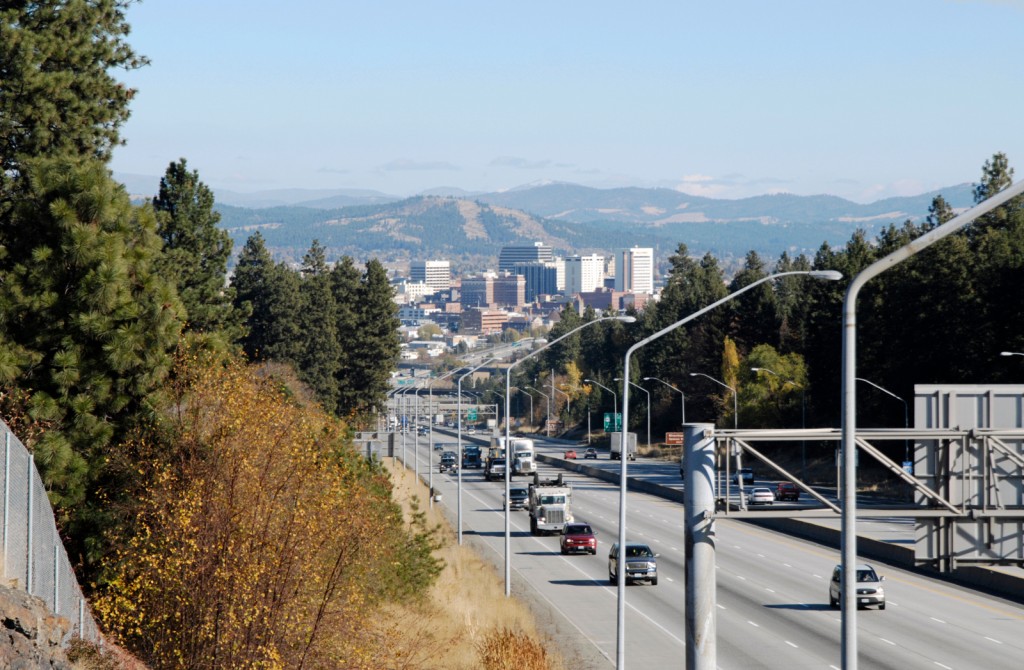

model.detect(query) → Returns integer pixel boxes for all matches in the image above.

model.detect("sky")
[109,0,1024,203]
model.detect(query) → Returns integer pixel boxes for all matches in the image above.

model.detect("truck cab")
[528,474,573,535]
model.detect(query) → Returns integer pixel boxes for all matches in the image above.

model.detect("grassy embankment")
[383,460,565,670]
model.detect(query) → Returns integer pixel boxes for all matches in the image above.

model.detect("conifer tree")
[349,259,400,417]
[296,240,341,409]
[152,159,242,339]
[0,1,145,217]
[0,157,183,509]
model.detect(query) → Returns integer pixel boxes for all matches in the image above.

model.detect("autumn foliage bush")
[94,351,442,669]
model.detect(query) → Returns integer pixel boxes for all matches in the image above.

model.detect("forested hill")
[213,184,976,269]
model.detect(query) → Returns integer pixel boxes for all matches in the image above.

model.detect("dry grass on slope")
[379,461,564,670]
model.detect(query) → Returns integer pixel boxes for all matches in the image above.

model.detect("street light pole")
[688,372,737,430]
[615,270,842,670]
[855,377,910,462]
[457,358,496,545]
[615,378,650,450]
[505,315,636,597]
[642,376,686,426]
[525,386,551,436]
[584,378,617,430]
[429,368,463,508]
[840,179,1024,669]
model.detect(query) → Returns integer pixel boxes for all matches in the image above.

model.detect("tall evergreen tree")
[152,158,243,339]
[296,240,341,409]
[727,250,778,353]
[232,233,301,363]
[349,259,401,418]
[0,1,145,217]
[330,255,363,414]
[0,157,183,510]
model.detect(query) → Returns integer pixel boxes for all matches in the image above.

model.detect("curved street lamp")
[615,378,650,449]
[855,377,909,461]
[457,358,496,545]
[616,269,842,669]
[584,378,618,429]
[524,386,551,436]
[643,376,685,426]
[840,179,1024,667]
[504,315,636,596]
[688,372,737,430]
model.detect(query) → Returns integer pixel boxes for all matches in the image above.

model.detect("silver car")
[829,563,886,610]
[748,487,774,505]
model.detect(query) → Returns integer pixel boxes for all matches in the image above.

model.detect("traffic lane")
[713,519,1024,669]
[434,462,688,666]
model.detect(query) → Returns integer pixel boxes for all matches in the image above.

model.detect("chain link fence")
[1,421,102,643]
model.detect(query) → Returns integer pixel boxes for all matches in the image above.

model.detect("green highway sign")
[603,412,622,432]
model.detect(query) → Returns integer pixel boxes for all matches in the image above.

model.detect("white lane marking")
[783,563,792,568]
[813,574,823,580]
[785,641,798,648]
[735,575,747,581]
[717,604,726,610]
[931,617,946,624]
[748,620,760,627]
[985,636,1002,644]
[765,588,776,593]
[934,663,952,670]
[879,638,895,646]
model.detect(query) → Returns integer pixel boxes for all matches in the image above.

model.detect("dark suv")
[504,486,529,510]
[608,542,658,585]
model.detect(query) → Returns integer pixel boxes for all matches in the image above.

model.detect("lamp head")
[615,315,638,323]
[809,270,843,281]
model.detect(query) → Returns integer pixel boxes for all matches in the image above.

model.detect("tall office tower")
[615,246,654,293]
[460,274,494,307]
[493,272,526,308]
[513,262,559,302]
[498,241,554,272]
[410,260,451,293]
[563,254,605,295]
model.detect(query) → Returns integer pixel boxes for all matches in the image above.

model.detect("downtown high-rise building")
[410,260,451,294]
[563,254,605,295]
[615,247,654,293]
[498,242,554,272]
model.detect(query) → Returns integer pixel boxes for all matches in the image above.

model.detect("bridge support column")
[685,423,716,670]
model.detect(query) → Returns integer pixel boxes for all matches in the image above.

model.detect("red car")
[560,523,597,555]
[775,481,799,501]
[564,449,577,459]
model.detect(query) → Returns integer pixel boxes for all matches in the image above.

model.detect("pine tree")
[348,259,401,418]
[296,240,341,409]
[153,159,243,339]
[0,1,145,216]
[330,256,363,414]
[0,157,183,509]
[232,233,301,363]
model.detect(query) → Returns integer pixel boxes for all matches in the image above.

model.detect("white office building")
[410,260,451,294]
[563,254,605,295]
[615,246,654,294]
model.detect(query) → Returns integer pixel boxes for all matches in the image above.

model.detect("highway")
[398,427,1024,669]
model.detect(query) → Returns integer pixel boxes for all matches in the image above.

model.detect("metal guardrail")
[1,421,101,643]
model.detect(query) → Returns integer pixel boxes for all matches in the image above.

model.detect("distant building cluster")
[392,242,659,359]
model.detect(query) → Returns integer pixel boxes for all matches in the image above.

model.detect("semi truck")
[528,473,573,535]
[510,438,536,476]
[462,445,482,468]
[609,431,637,460]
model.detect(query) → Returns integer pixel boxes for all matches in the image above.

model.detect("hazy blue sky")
[110,0,1024,202]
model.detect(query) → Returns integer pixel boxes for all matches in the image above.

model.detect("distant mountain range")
[115,173,976,270]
